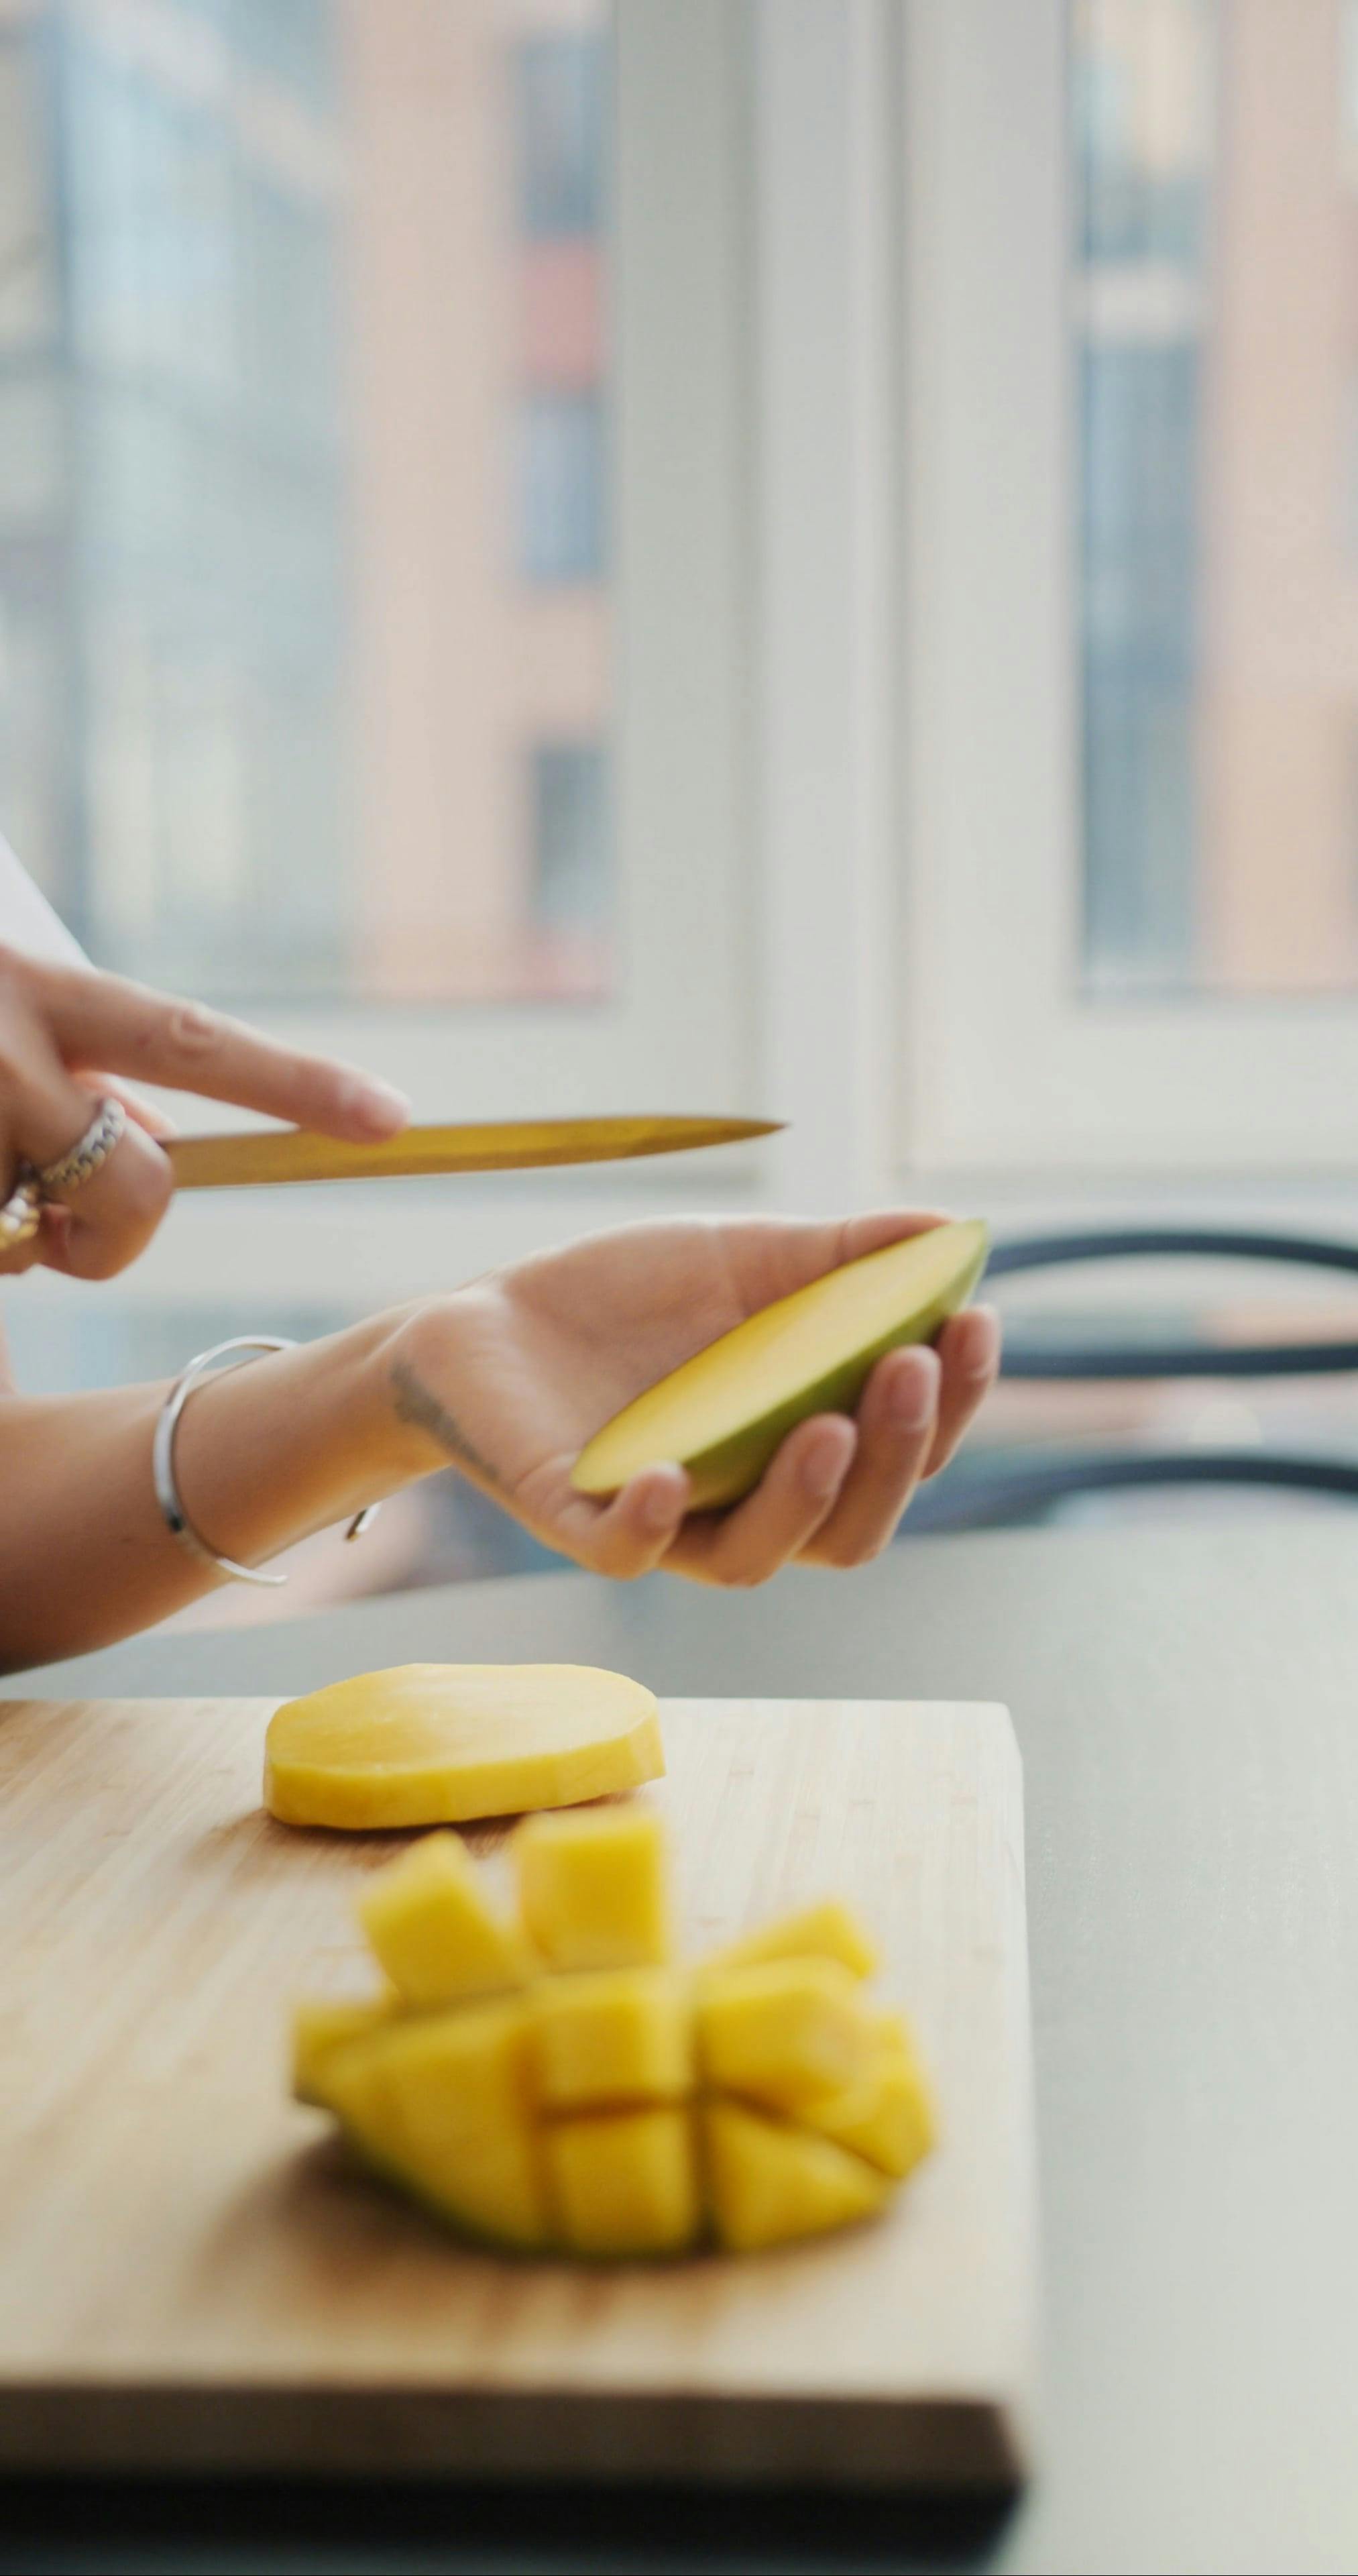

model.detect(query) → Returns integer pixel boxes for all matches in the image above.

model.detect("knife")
[164,1114,782,1191]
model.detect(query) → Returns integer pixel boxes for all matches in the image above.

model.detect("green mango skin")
[679,1232,990,1511]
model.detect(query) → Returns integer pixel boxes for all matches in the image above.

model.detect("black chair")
[907,1226,1358,1534]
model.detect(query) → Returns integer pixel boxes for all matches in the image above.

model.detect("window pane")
[1074,0,1358,996]
[0,0,612,1004]
[529,737,611,994]
[516,30,606,239]
[518,388,606,581]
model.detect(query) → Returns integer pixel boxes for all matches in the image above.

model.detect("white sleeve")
[0,837,90,968]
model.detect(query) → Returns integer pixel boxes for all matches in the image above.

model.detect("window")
[0,1,613,1002]
[1080,335,1199,993]
[0,1,750,1281]
[530,739,610,988]
[1076,0,1358,1001]
[902,0,1358,1170]
[516,31,607,240]
[1075,1,1206,995]
[1,3,752,1302]
[519,390,606,584]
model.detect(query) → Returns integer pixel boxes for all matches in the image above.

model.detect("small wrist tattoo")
[390,1355,502,1492]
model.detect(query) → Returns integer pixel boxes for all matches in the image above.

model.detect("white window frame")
[901,0,1358,1178]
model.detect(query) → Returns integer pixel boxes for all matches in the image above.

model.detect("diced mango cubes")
[545,2108,699,2257]
[357,1830,531,2008]
[708,1900,877,1981]
[290,1992,394,2107]
[533,1968,693,2110]
[323,2000,549,2249]
[516,1805,669,1969]
[696,1959,875,2112]
[803,2043,936,2180]
[292,1803,935,2265]
[703,2100,891,2252]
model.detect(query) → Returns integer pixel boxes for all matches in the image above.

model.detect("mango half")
[571,1218,988,1509]
[293,1808,936,2261]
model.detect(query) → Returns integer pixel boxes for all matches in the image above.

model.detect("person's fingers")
[663,1415,857,1587]
[923,1304,1001,1478]
[797,1346,941,1568]
[0,1116,170,1281]
[0,962,102,1167]
[726,1207,954,1317]
[8,949,410,1140]
[77,1073,179,1139]
[0,977,174,1281]
[553,1463,692,1579]
[35,1117,173,1280]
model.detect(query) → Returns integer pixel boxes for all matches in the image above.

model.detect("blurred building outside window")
[518,388,606,583]
[0,0,612,1006]
[530,735,609,943]
[903,0,1358,1171]
[1076,0,1358,998]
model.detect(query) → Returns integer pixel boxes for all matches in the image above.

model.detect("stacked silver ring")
[0,1095,129,1254]
[38,1094,127,1194]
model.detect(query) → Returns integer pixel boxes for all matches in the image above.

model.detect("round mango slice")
[264,1663,664,1830]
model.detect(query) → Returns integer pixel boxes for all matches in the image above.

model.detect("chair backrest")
[991,1227,1358,1379]
[905,1224,1358,1534]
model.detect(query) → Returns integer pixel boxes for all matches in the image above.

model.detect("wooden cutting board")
[0,1694,1035,2490]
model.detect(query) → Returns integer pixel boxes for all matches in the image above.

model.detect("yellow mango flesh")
[532,1968,693,2110]
[322,2001,549,2249]
[295,1814,935,2261]
[264,1664,665,1830]
[571,1218,988,1509]
[545,2107,699,2257]
[703,2101,891,2252]
[357,1831,532,2008]
[516,1805,670,1969]
[803,2034,936,2180]
[290,1994,394,2107]
[708,1900,877,1982]
[697,1959,876,2113]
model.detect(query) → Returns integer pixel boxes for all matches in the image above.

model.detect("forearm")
[0,1307,443,1671]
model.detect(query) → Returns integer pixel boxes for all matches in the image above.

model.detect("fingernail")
[343,1077,412,1136]
[964,1307,1001,1377]
[890,1358,938,1429]
[802,1432,849,1501]
[641,1471,685,1529]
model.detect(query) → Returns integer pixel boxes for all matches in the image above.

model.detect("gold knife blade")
[165,1114,783,1191]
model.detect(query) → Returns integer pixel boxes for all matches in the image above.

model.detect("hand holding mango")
[385,1210,997,1589]
[0,1203,996,1668]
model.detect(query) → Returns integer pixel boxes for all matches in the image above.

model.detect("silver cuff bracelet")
[152,1336,380,1587]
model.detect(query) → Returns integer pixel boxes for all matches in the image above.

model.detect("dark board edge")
[0,2383,1028,2491]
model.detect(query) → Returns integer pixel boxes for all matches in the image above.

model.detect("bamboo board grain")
[0,1695,1034,2490]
